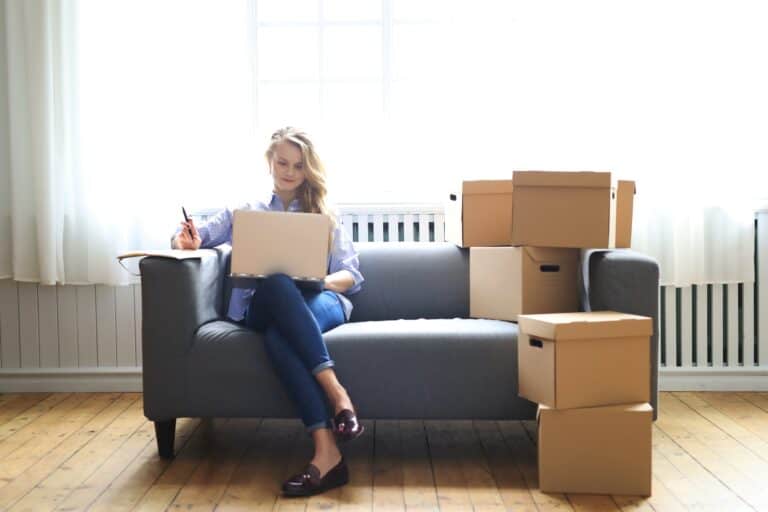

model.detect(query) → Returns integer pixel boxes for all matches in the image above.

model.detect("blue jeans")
[242,273,345,435]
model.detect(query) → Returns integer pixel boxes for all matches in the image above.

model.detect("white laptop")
[230,209,332,290]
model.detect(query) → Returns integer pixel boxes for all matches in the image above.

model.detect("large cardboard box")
[518,311,652,409]
[510,171,635,249]
[470,247,580,322]
[538,403,652,496]
[445,180,514,247]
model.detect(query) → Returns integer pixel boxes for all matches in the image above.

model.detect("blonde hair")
[265,127,337,227]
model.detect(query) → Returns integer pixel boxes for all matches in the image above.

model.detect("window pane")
[257,83,321,135]
[258,0,319,23]
[322,83,383,124]
[324,0,381,22]
[258,27,319,81]
[323,26,382,80]
[392,0,441,22]
[391,22,445,81]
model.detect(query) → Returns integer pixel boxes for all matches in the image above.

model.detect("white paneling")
[712,284,724,367]
[418,214,430,243]
[664,286,677,368]
[372,214,384,242]
[18,283,39,368]
[387,214,400,242]
[57,286,78,367]
[696,284,708,367]
[403,214,414,242]
[680,286,692,368]
[0,280,20,368]
[37,284,59,368]
[727,284,739,366]
[134,284,142,365]
[759,212,768,366]
[744,283,755,367]
[433,213,445,242]
[341,214,354,242]
[95,285,117,367]
[115,285,136,367]
[356,214,368,243]
[76,285,98,367]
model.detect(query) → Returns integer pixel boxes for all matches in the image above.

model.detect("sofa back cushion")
[348,242,469,322]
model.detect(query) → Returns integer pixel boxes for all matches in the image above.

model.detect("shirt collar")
[265,190,301,212]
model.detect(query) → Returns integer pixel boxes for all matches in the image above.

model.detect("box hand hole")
[540,264,560,273]
[530,338,544,348]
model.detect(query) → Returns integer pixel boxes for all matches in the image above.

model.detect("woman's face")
[270,141,306,194]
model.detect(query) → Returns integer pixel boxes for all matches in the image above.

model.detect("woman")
[172,127,364,497]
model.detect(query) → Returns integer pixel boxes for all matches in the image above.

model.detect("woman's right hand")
[174,219,202,250]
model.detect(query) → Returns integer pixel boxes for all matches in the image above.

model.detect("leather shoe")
[282,455,349,497]
[332,408,365,442]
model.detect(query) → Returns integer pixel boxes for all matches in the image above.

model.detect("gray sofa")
[139,242,659,458]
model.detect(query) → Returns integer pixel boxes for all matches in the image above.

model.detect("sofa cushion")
[184,318,536,420]
[349,242,469,322]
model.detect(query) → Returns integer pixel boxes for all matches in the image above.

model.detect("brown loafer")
[332,408,365,442]
[282,455,349,497]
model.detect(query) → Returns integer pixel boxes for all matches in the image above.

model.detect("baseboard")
[2,366,766,393]
[660,367,768,391]
[0,367,142,392]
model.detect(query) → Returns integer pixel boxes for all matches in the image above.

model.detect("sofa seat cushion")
[184,318,535,420]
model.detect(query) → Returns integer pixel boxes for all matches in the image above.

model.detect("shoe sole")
[282,473,349,497]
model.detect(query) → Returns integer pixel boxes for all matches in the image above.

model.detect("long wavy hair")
[265,127,336,227]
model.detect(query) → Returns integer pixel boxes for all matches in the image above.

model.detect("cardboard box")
[470,247,580,322]
[518,311,652,409]
[445,180,514,247]
[538,403,652,496]
[510,171,635,249]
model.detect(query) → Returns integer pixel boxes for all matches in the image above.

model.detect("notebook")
[230,209,333,290]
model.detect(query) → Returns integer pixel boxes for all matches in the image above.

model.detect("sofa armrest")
[139,246,230,419]
[581,249,660,420]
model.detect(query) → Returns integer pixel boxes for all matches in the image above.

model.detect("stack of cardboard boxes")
[446,171,653,496]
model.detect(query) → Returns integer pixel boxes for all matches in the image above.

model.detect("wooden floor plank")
[0,393,52,427]
[0,394,137,510]
[655,396,756,511]
[337,418,375,512]
[497,420,574,512]
[216,418,306,512]
[1,392,768,510]
[7,395,144,512]
[473,420,537,512]
[87,417,201,512]
[371,419,405,511]
[133,418,219,511]
[0,393,121,482]
[424,420,472,511]
[168,418,262,511]
[0,394,70,445]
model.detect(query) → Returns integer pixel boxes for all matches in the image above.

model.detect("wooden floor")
[0,392,767,511]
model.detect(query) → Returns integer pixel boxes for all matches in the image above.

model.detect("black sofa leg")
[155,419,176,459]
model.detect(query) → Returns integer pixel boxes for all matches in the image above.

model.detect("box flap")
[523,247,580,264]
[518,311,653,341]
[462,180,514,195]
[513,171,611,189]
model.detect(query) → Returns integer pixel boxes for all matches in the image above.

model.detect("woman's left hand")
[323,270,355,293]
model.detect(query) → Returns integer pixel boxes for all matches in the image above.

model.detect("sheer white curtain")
[2,0,766,287]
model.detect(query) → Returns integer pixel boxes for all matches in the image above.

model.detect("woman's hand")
[174,219,202,250]
[323,270,355,293]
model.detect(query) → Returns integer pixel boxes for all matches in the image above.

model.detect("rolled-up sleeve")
[171,204,240,248]
[329,224,364,295]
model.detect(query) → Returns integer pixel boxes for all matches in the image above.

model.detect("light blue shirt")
[173,193,364,322]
